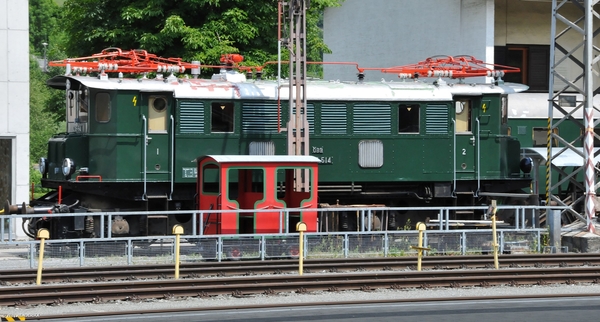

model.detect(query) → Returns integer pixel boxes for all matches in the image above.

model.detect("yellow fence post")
[172,224,184,279]
[36,228,49,285]
[491,200,499,269]
[296,222,307,275]
[410,222,430,271]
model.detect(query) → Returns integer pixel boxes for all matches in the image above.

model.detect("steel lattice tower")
[549,0,599,232]
[280,0,310,190]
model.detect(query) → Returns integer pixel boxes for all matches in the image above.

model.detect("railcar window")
[95,93,110,123]
[276,168,313,199]
[202,167,219,194]
[455,100,471,133]
[227,168,264,206]
[398,104,420,133]
[532,127,558,147]
[211,102,234,132]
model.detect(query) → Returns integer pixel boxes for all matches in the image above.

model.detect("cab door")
[140,93,172,181]
[454,97,478,175]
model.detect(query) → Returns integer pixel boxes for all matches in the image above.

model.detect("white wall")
[0,0,29,238]
[323,0,495,81]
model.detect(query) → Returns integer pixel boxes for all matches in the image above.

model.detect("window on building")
[211,102,234,132]
[398,104,420,133]
[495,45,550,92]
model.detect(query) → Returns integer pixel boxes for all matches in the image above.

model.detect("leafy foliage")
[60,0,342,71]
[27,0,343,186]
[29,58,61,164]
[29,0,60,55]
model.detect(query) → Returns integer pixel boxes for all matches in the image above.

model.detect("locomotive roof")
[47,72,528,101]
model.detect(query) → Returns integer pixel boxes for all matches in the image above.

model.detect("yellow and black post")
[172,224,184,279]
[490,200,499,269]
[36,228,49,285]
[410,222,430,271]
[296,222,307,275]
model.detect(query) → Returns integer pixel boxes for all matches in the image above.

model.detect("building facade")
[323,0,589,92]
[0,0,29,238]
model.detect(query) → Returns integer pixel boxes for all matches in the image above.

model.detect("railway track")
[1,253,599,285]
[1,265,600,307]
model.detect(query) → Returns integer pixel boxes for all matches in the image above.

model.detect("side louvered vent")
[353,104,391,134]
[179,101,204,133]
[321,103,347,134]
[425,104,449,134]
[305,103,315,134]
[243,102,279,134]
[249,141,275,155]
[358,140,384,168]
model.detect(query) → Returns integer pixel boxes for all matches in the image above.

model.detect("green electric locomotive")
[14,50,533,238]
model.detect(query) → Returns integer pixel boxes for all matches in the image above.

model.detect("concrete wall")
[497,0,598,90]
[323,0,495,81]
[495,0,553,46]
[324,0,597,90]
[0,0,29,238]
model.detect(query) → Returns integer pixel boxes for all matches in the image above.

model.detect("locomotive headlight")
[39,157,48,175]
[62,158,75,177]
[520,157,533,174]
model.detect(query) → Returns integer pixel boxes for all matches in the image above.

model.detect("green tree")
[61,0,342,69]
[29,0,60,55]
[29,58,60,165]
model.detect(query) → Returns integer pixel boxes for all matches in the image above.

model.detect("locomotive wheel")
[286,246,300,259]
[226,247,243,261]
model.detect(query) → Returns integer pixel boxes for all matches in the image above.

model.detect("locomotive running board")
[477,192,536,199]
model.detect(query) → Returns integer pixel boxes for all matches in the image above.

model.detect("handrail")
[169,115,174,200]
[452,119,457,196]
[476,117,481,197]
[142,114,147,200]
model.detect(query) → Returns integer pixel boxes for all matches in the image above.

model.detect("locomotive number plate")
[182,167,197,178]
[319,156,333,164]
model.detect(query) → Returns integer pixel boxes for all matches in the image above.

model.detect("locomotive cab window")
[211,102,234,133]
[455,99,471,133]
[398,104,420,133]
[66,88,89,133]
[148,96,168,133]
[95,92,111,123]
[501,95,508,125]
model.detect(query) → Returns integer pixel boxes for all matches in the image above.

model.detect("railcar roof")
[522,147,600,167]
[47,73,527,102]
[508,92,600,119]
[197,155,322,164]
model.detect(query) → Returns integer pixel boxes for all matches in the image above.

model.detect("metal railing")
[0,229,542,269]
[0,204,560,269]
[0,204,552,242]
